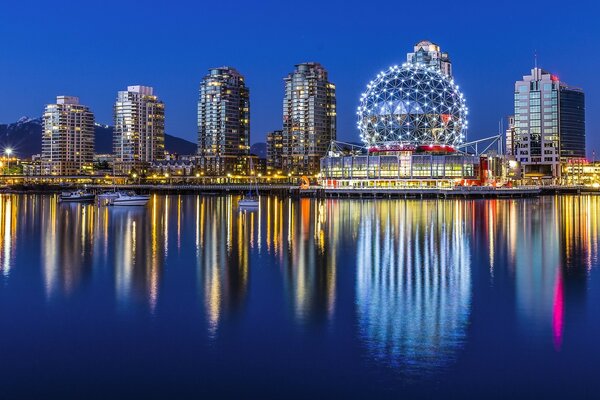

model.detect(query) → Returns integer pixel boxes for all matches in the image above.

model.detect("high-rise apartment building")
[266,130,284,173]
[197,67,250,175]
[505,115,516,156]
[42,96,95,175]
[113,85,165,175]
[407,40,452,77]
[512,68,585,180]
[282,63,336,175]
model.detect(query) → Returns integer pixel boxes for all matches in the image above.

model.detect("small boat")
[110,191,150,207]
[238,194,259,208]
[239,159,260,209]
[97,191,120,206]
[59,190,95,203]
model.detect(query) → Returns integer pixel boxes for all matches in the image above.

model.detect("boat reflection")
[355,200,472,377]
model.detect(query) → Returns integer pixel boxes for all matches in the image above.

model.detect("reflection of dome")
[356,202,471,377]
[357,63,468,147]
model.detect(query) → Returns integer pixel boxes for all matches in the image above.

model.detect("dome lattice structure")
[357,63,468,148]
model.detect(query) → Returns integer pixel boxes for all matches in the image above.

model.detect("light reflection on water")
[0,193,599,391]
[354,200,471,376]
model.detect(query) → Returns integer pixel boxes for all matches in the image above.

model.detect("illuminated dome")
[357,63,468,148]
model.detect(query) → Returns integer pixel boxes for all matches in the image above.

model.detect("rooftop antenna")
[534,49,538,69]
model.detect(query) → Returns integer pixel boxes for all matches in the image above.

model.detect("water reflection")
[517,196,598,350]
[0,195,18,277]
[195,196,250,337]
[264,197,336,324]
[41,201,96,297]
[112,203,165,311]
[354,200,472,377]
[1,193,599,375]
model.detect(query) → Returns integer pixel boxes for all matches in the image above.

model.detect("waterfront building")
[266,129,284,174]
[152,159,196,176]
[561,159,600,186]
[197,67,250,175]
[512,68,585,181]
[319,40,497,188]
[406,40,452,77]
[113,85,165,175]
[282,63,336,175]
[42,96,94,175]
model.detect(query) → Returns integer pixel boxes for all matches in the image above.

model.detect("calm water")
[0,194,599,398]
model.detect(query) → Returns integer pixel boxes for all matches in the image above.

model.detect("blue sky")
[0,0,598,155]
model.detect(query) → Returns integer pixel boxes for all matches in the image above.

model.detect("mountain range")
[0,117,197,158]
[0,117,269,159]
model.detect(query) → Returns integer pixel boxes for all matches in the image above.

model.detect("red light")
[551,75,559,82]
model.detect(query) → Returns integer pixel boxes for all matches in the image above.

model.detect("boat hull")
[238,199,259,208]
[111,198,149,206]
[59,195,95,203]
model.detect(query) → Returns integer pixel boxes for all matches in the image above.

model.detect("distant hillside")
[251,142,266,158]
[0,117,197,157]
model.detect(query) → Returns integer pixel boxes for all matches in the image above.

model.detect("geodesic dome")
[357,63,468,147]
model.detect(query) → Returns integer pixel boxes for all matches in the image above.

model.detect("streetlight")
[4,148,13,175]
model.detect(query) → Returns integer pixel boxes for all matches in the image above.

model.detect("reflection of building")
[0,196,18,277]
[197,67,250,175]
[512,68,585,180]
[195,196,250,336]
[259,197,336,324]
[42,96,95,175]
[482,196,598,351]
[283,63,336,175]
[355,200,471,375]
[41,200,96,297]
[113,85,165,175]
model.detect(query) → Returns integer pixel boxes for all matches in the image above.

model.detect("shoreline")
[1,184,598,199]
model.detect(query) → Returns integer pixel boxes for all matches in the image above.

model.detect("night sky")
[1,0,598,156]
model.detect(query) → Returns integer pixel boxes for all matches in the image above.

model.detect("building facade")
[197,67,250,175]
[505,115,516,156]
[266,129,284,173]
[113,85,165,175]
[406,40,452,77]
[512,68,585,180]
[320,153,480,188]
[282,63,336,175]
[42,96,95,175]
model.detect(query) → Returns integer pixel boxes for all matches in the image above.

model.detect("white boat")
[239,158,260,209]
[59,190,95,203]
[110,192,150,206]
[97,191,120,206]
[238,196,259,208]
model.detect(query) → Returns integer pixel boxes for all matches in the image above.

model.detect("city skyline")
[1,1,598,157]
